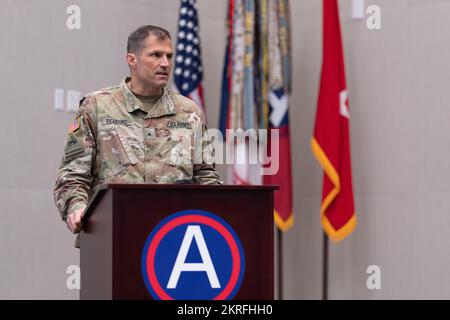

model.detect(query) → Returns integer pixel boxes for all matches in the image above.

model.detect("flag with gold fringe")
[311,0,357,241]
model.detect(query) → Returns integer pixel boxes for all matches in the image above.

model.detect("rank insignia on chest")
[68,119,80,133]
[167,121,192,129]
[146,128,156,139]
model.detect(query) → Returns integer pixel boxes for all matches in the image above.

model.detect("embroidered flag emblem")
[68,119,80,133]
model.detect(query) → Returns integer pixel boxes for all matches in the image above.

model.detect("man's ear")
[126,53,137,68]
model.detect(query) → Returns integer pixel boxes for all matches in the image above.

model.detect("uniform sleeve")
[53,96,97,221]
[193,123,223,185]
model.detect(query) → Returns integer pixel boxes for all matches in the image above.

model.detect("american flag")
[174,0,206,114]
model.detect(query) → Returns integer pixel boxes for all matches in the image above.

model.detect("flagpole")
[277,229,283,300]
[322,232,328,300]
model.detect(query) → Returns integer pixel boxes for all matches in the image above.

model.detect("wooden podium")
[80,184,277,300]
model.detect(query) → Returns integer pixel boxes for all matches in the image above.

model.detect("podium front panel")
[81,185,275,300]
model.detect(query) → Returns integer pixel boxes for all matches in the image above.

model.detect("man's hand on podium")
[67,208,84,234]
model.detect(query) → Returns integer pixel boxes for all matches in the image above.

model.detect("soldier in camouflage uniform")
[53,25,222,245]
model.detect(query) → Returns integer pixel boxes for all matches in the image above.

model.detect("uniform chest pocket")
[98,127,138,181]
[166,128,194,165]
[164,127,196,178]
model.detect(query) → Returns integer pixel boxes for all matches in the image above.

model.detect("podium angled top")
[82,183,279,222]
[98,183,279,190]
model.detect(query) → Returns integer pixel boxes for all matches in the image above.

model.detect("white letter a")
[366,265,381,290]
[366,5,381,30]
[66,5,81,30]
[167,225,221,289]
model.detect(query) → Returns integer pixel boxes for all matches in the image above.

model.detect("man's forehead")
[142,35,173,51]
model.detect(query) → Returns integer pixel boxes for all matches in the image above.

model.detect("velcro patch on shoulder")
[64,134,84,161]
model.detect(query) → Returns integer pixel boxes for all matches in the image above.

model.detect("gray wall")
[0,0,449,299]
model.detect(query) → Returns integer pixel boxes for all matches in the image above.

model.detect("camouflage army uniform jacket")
[53,78,222,221]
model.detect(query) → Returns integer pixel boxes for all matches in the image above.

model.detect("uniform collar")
[120,77,176,118]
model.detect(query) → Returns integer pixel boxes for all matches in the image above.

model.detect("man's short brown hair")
[127,25,171,54]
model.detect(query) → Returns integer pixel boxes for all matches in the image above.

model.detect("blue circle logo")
[141,209,245,300]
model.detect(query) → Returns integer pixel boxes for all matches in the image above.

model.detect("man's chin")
[154,80,169,88]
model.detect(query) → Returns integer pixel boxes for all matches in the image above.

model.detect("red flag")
[311,0,357,241]
[265,125,293,231]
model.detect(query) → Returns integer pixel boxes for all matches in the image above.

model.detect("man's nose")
[160,55,170,67]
